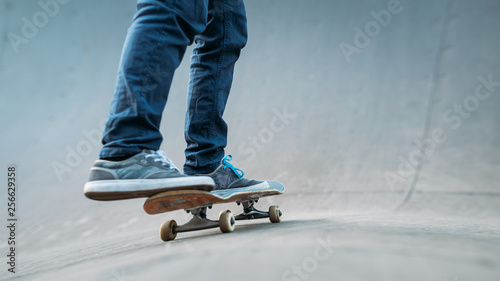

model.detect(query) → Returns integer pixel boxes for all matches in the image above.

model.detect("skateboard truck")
[159,202,282,242]
[235,200,282,221]
[176,207,225,232]
[160,207,236,241]
[175,207,234,232]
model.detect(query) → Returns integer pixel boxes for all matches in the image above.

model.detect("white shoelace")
[145,150,181,172]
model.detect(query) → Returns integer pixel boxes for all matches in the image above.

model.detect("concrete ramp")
[1,0,499,280]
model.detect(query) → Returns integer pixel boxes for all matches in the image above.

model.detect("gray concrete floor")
[1,0,499,280]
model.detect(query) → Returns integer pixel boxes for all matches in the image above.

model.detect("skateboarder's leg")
[183,0,248,175]
[100,0,209,160]
[85,1,216,201]
[181,1,276,191]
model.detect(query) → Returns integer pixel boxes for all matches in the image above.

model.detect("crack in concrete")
[397,0,454,210]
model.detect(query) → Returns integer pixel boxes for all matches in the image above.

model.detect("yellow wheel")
[269,206,281,223]
[160,220,177,241]
[219,211,235,233]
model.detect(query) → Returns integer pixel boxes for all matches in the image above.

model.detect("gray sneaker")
[201,155,270,191]
[84,150,214,201]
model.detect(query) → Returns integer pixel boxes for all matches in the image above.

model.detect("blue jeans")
[100,0,248,174]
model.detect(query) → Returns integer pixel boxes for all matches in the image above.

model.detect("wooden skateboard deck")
[143,182,285,214]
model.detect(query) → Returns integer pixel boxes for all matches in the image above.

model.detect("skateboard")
[143,181,285,241]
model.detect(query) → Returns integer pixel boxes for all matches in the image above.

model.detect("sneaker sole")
[84,176,214,201]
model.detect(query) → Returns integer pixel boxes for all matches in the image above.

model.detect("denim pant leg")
[100,0,209,159]
[183,0,248,174]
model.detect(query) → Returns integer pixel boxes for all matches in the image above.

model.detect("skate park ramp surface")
[1,0,500,280]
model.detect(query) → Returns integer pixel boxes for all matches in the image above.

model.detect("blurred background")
[1,0,499,280]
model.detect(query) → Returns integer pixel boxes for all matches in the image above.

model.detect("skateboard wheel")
[219,211,235,233]
[160,220,177,241]
[218,209,231,220]
[269,206,281,223]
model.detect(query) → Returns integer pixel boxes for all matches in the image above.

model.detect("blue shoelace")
[222,155,244,179]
